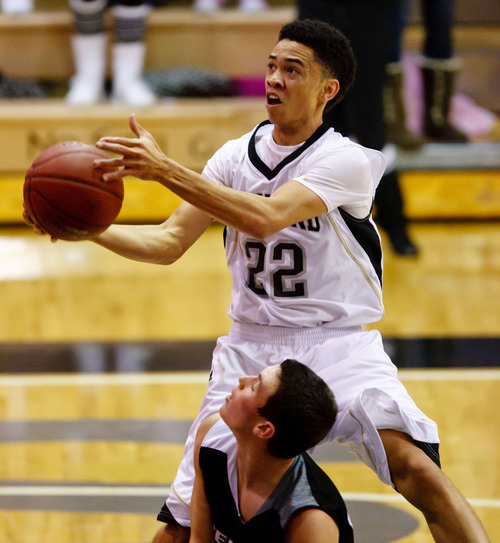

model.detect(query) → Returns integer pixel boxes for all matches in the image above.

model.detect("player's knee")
[152,523,190,543]
[381,430,442,491]
[386,443,448,512]
[395,450,441,487]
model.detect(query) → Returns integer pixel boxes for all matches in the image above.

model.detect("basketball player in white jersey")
[24,18,489,543]
[191,359,353,542]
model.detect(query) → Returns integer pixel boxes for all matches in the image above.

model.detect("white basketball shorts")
[163,322,439,527]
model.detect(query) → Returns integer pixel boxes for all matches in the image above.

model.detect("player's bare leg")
[380,429,489,542]
[152,523,190,543]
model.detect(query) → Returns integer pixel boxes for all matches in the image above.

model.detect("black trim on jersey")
[200,446,353,543]
[199,447,239,534]
[339,207,383,286]
[199,446,283,543]
[302,453,354,542]
[248,120,330,180]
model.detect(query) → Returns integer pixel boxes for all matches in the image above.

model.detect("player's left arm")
[284,508,340,543]
[189,414,219,543]
[95,115,327,239]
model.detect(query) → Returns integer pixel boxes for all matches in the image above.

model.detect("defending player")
[24,18,489,543]
[190,359,353,542]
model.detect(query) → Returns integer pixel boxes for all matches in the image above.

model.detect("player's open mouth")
[267,94,282,105]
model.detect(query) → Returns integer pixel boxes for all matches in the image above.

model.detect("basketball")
[23,141,124,240]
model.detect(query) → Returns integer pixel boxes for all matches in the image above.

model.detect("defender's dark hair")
[258,359,337,458]
[278,19,357,106]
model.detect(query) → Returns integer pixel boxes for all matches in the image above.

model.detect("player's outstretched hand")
[22,206,58,243]
[95,114,169,183]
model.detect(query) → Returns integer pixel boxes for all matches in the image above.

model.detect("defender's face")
[220,365,281,432]
[265,39,329,135]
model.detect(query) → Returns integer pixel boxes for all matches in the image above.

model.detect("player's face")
[265,39,337,144]
[220,364,281,432]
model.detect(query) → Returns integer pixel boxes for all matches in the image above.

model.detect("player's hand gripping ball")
[23,141,123,240]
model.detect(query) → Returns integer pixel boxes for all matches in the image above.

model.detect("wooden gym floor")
[0,218,499,543]
[0,3,499,539]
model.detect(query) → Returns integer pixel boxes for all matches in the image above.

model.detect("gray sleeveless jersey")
[199,419,354,543]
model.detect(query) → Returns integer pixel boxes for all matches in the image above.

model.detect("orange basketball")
[24,141,123,240]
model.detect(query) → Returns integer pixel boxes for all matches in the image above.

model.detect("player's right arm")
[284,508,340,543]
[189,414,220,543]
[23,197,214,265]
[92,201,214,265]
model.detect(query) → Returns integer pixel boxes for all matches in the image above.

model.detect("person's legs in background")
[193,0,268,14]
[298,0,418,256]
[66,0,108,105]
[384,0,425,150]
[66,0,156,106]
[419,0,468,142]
[111,0,156,105]
[0,0,33,13]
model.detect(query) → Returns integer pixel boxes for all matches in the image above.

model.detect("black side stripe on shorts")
[414,440,442,468]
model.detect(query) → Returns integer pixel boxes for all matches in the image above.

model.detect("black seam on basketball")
[26,175,123,200]
[29,149,107,168]
[24,183,45,230]
[28,189,114,228]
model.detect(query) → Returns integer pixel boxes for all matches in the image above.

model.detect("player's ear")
[322,78,339,104]
[254,421,275,440]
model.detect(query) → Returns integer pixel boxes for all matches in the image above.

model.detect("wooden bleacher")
[0,7,294,81]
[0,5,499,224]
[0,6,499,109]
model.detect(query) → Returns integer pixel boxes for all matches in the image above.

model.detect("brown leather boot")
[421,57,468,143]
[384,62,424,150]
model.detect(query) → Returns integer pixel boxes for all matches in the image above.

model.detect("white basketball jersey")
[202,121,387,328]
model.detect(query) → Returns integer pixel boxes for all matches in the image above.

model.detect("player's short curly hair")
[258,359,337,459]
[278,19,357,106]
